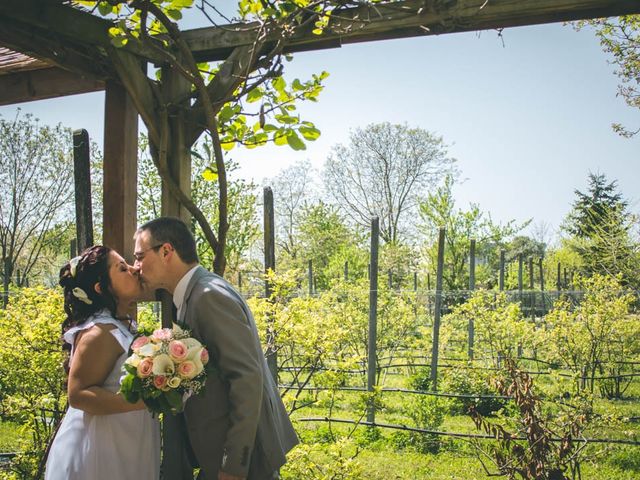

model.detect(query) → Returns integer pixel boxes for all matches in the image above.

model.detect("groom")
[133,217,298,480]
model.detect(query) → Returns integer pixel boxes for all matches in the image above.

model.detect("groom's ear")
[94,282,102,295]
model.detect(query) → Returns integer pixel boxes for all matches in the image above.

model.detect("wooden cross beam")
[1,0,639,84]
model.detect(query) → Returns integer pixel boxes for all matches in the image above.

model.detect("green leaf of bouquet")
[119,374,140,403]
[165,390,184,413]
[124,363,137,375]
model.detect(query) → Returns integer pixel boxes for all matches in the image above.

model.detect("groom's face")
[134,230,165,290]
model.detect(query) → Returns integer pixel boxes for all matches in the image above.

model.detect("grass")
[0,421,24,452]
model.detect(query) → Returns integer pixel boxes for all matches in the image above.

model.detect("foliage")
[0,113,74,300]
[441,291,541,365]
[137,134,260,276]
[576,16,640,137]
[545,274,638,397]
[561,173,640,288]
[325,122,456,244]
[418,175,527,290]
[281,437,363,480]
[398,395,447,454]
[76,0,335,274]
[0,288,66,479]
[441,365,508,416]
[470,357,591,480]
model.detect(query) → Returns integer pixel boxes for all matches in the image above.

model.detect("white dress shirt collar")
[173,265,199,316]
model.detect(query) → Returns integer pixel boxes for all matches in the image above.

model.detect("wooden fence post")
[344,261,349,282]
[517,254,524,358]
[468,239,476,360]
[73,129,94,252]
[367,217,379,424]
[238,271,242,294]
[430,227,445,391]
[388,269,393,289]
[263,187,277,382]
[308,260,313,296]
[499,250,505,291]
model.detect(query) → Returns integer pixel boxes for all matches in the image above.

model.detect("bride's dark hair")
[59,245,118,335]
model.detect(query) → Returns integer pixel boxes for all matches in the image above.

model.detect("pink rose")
[137,357,153,378]
[131,335,150,351]
[200,348,209,365]
[168,340,188,362]
[153,375,167,390]
[152,328,172,343]
[177,360,197,379]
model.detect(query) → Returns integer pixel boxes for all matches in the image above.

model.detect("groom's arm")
[194,286,264,478]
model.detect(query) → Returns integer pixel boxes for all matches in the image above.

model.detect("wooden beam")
[182,0,640,62]
[103,81,138,263]
[0,66,103,105]
[0,0,166,65]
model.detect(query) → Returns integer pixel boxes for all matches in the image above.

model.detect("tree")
[418,176,526,290]
[266,159,317,260]
[563,172,628,238]
[324,122,456,244]
[137,134,260,276]
[562,172,639,285]
[0,113,74,302]
[577,16,640,137]
[64,0,338,275]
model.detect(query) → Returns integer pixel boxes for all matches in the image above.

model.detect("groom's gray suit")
[168,266,297,479]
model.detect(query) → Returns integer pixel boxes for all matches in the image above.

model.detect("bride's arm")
[67,324,146,415]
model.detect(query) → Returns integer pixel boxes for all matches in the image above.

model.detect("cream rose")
[167,376,182,389]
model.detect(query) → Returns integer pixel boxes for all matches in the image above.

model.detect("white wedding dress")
[45,310,160,480]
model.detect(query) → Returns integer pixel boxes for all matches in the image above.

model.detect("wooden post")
[155,66,193,480]
[564,268,569,290]
[430,227,445,391]
[263,187,277,381]
[499,249,505,291]
[72,129,93,252]
[528,256,534,290]
[344,261,348,282]
[468,239,476,360]
[539,257,546,315]
[557,262,562,291]
[367,217,379,424]
[517,254,524,358]
[427,273,432,316]
[238,271,242,293]
[308,260,313,296]
[388,269,393,289]
[413,271,418,292]
[103,81,137,263]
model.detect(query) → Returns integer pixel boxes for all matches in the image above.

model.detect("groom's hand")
[218,472,245,480]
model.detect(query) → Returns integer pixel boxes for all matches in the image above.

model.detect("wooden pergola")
[0,0,638,259]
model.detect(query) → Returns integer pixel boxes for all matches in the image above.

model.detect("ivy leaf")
[299,126,321,141]
[286,131,306,151]
[246,88,263,103]
[202,167,218,182]
[273,76,286,93]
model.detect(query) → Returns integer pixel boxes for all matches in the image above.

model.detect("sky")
[1,12,638,241]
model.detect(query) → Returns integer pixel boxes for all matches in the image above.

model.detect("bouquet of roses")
[120,323,210,415]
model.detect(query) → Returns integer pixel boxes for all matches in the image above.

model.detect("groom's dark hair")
[137,217,199,264]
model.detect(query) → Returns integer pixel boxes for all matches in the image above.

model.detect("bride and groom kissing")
[45,216,297,480]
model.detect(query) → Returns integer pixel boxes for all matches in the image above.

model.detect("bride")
[45,245,160,480]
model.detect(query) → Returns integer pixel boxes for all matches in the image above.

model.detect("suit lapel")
[178,266,208,326]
